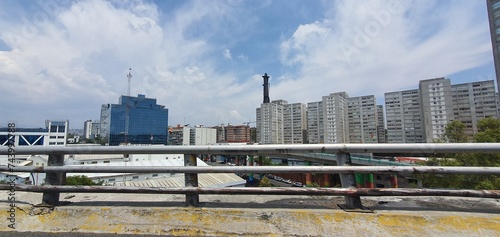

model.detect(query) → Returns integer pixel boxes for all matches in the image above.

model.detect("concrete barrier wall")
[1,204,499,236]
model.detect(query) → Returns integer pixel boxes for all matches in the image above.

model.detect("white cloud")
[276,0,491,103]
[0,0,493,129]
[223,48,232,59]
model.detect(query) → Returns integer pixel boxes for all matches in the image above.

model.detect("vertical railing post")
[305,161,312,186]
[184,154,199,206]
[247,155,254,184]
[336,152,362,209]
[42,154,65,206]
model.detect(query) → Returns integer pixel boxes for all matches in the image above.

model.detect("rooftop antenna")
[125,67,132,144]
[127,67,132,98]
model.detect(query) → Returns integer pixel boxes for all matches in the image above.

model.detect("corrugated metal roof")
[66,157,245,187]
[115,173,245,188]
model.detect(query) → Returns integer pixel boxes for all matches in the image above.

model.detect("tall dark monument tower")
[263,73,270,103]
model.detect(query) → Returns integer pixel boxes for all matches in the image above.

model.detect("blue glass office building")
[100,94,169,146]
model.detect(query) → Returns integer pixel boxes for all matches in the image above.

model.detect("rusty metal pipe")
[0,185,498,198]
[2,166,499,175]
[2,143,500,155]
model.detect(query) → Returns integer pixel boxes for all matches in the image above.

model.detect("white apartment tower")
[376,105,386,143]
[348,95,378,143]
[283,103,307,144]
[322,92,349,143]
[256,100,286,144]
[451,80,499,137]
[385,89,424,143]
[307,101,323,144]
[419,78,455,143]
[83,120,93,139]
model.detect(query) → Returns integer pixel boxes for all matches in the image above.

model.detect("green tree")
[474,117,500,143]
[66,175,103,185]
[422,117,500,189]
[442,120,468,143]
[305,182,320,188]
[259,177,272,187]
[261,157,274,166]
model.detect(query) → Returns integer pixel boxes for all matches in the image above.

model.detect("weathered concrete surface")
[1,192,499,236]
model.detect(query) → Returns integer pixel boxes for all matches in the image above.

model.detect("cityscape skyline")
[0,0,494,129]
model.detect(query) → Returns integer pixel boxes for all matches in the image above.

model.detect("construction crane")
[243,121,256,127]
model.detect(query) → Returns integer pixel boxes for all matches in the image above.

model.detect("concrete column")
[305,161,312,186]
[42,154,65,206]
[184,154,199,206]
[364,173,374,188]
[335,152,362,209]
[355,174,365,188]
[390,175,398,188]
[323,173,330,187]
[248,156,254,183]
[257,156,263,179]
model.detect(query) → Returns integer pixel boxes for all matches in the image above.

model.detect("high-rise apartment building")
[487,0,500,99]
[283,103,307,144]
[451,80,499,137]
[256,100,285,144]
[307,101,323,144]
[385,78,497,143]
[100,94,169,146]
[347,95,378,143]
[419,78,455,143]
[322,92,349,143]
[376,105,386,143]
[385,89,424,143]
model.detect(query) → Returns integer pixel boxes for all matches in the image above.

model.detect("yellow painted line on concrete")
[1,204,499,236]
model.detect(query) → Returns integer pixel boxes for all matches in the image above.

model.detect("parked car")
[266,174,274,179]
[275,177,283,181]
[292,182,303,187]
[283,179,292,184]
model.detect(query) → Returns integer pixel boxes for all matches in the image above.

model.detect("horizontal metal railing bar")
[1,166,499,175]
[2,143,500,155]
[1,185,498,198]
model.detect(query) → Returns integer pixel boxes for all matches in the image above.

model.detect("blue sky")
[0,0,494,129]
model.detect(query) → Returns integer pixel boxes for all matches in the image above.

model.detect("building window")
[132,176,139,179]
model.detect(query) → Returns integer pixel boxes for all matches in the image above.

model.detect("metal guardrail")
[1,144,500,209]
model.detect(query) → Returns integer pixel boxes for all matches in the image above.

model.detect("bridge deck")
[2,191,499,236]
